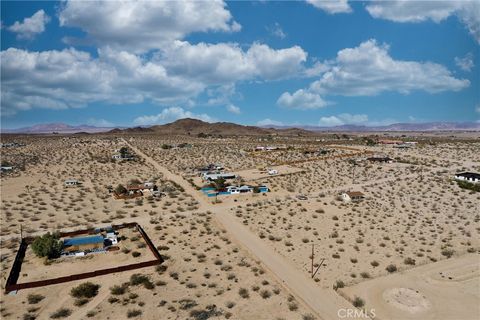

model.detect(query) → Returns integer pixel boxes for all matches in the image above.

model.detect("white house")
[105,227,118,245]
[1,166,13,172]
[340,191,365,202]
[454,172,480,184]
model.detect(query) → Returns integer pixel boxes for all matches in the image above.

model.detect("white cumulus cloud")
[365,0,480,44]
[8,10,50,40]
[318,113,368,126]
[226,104,241,114]
[133,107,215,126]
[159,41,307,83]
[58,0,241,52]
[306,0,352,14]
[267,22,286,39]
[454,53,475,72]
[278,39,469,108]
[277,89,328,109]
[257,118,284,127]
[1,40,308,116]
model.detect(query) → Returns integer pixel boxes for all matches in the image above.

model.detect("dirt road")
[123,139,365,320]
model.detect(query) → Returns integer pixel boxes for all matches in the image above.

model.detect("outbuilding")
[63,235,104,253]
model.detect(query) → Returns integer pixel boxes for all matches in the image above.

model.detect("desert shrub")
[179,299,198,310]
[110,284,128,295]
[370,260,379,267]
[23,314,36,320]
[131,251,141,258]
[130,273,154,289]
[31,233,62,259]
[352,296,365,308]
[127,309,142,318]
[238,288,249,299]
[302,314,316,320]
[190,305,222,320]
[74,298,90,306]
[441,249,455,258]
[386,264,397,273]
[288,302,298,311]
[360,272,370,279]
[50,308,71,319]
[404,257,416,265]
[70,282,100,299]
[333,280,345,290]
[27,293,44,304]
[260,290,271,299]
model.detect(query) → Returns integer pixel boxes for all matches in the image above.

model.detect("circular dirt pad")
[383,288,431,313]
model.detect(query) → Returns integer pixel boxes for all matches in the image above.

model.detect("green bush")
[70,282,100,299]
[456,180,480,192]
[31,233,62,259]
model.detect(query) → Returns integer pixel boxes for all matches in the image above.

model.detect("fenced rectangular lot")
[5,222,163,293]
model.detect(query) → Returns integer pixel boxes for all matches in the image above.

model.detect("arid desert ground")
[1,131,479,320]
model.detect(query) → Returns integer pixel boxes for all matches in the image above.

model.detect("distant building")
[454,172,480,184]
[378,139,403,145]
[202,172,237,181]
[1,166,13,172]
[367,157,394,163]
[393,143,413,149]
[64,179,80,187]
[268,169,278,175]
[340,191,365,202]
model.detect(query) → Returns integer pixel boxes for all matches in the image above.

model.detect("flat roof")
[64,235,104,246]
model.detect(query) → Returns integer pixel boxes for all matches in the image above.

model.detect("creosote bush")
[70,282,100,299]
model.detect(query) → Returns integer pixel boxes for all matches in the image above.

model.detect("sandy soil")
[1,133,479,320]
[341,254,480,320]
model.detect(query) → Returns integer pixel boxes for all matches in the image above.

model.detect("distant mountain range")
[2,123,117,134]
[265,121,480,132]
[2,119,479,135]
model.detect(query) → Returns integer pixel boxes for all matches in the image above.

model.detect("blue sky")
[1,0,479,129]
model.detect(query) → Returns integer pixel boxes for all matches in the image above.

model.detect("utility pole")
[311,244,314,276]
